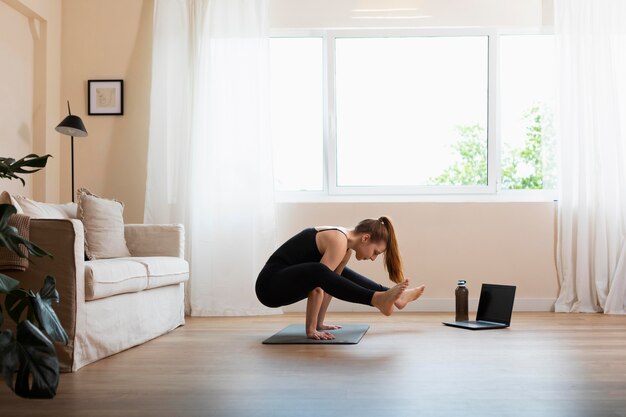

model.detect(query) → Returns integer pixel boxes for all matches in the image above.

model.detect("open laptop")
[443,284,516,330]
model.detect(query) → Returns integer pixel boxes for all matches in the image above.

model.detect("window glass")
[500,35,557,190]
[335,36,489,187]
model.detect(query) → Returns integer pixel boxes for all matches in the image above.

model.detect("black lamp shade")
[55,115,88,137]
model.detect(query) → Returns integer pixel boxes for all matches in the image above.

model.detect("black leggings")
[255,263,389,308]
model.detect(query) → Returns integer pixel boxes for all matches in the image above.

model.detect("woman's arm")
[317,230,348,271]
[304,230,348,337]
[316,250,352,328]
[306,288,334,339]
[334,250,352,276]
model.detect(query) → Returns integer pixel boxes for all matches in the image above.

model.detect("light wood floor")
[1,312,626,417]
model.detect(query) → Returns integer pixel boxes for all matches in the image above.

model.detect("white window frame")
[270,28,557,203]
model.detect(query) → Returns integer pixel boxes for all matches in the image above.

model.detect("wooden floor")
[2,312,626,417]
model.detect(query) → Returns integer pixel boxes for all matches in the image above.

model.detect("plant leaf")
[0,154,51,184]
[5,289,32,324]
[0,329,19,393]
[0,273,20,293]
[33,276,68,344]
[14,320,59,399]
[0,203,17,228]
[9,154,52,173]
[0,157,25,185]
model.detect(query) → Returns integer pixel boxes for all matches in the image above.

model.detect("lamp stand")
[71,136,75,203]
[55,100,87,204]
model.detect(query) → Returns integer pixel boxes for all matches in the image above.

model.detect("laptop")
[443,283,516,330]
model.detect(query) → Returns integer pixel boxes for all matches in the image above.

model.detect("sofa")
[1,191,189,372]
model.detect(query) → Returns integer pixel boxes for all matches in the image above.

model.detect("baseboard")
[281,298,556,313]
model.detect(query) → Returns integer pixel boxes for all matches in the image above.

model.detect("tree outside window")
[429,104,556,189]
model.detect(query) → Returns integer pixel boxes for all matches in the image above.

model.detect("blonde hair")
[354,216,405,283]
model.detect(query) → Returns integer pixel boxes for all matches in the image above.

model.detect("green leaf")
[33,276,68,345]
[14,320,59,399]
[5,289,32,325]
[0,273,20,293]
[8,154,52,173]
[0,154,52,185]
[0,329,18,392]
[0,203,17,228]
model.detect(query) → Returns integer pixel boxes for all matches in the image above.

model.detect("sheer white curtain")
[555,0,626,314]
[145,0,279,316]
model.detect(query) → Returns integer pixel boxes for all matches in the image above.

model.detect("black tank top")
[265,227,347,267]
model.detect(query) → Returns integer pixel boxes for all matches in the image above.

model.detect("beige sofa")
[2,194,188,372]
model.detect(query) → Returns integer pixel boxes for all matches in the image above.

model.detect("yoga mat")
[262,324,369,344]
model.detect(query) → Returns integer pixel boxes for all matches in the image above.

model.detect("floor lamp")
[55,101,88,202]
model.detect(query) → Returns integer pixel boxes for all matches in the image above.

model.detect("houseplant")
[0,154,68,399]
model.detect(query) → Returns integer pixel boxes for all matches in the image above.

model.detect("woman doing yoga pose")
[255,216,426,340]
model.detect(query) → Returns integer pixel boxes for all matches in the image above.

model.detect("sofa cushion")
[85,259,148,300]
[77,188,131,260]
[10,194,77,218]
[0,191,24,213]
[124,257,189,289]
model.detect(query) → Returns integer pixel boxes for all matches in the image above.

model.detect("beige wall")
[0,1,33,197]
[0,0,151,218]
[277,203,558,312]
[0,0,61,202]
[60,0,153,221]
[2,0,559,311]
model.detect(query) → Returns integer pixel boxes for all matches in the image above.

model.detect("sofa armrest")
[124,224,185,258]
[4,218,85,372]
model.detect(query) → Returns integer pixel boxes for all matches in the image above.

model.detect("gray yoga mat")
[262,324,369,344]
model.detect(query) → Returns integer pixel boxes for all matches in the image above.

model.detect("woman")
[255,216,426,340]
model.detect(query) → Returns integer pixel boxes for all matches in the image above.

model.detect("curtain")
[555,0,626,314]
[145,0,279,316]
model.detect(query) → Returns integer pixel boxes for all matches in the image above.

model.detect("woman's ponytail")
[378,216,405,284]
[354,216,405,283]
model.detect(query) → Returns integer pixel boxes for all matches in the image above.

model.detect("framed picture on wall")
[88,79,124,115]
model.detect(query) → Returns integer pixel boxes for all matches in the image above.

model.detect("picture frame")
[88,79,124,115]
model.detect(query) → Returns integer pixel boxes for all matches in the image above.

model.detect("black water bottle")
[455,280,469,321]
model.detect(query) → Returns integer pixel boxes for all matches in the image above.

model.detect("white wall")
[269,0,553,29]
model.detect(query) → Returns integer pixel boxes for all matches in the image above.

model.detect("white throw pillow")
[0,191,24,214]
[77,188,131,260]
[12,195,77,218]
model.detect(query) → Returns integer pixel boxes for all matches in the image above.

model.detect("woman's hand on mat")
[317,324,342,331]
[307,330,336,340]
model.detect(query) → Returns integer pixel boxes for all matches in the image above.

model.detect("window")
[269,30,557,199]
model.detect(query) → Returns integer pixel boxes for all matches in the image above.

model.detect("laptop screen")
[475,284,516,325]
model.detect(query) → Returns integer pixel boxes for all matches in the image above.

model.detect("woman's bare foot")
[371,283,408,316]
[307,330,335,340]
[317,324,342,331]
[395,285,426,310]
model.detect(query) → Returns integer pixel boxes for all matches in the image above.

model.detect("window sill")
[274,190,558,203]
